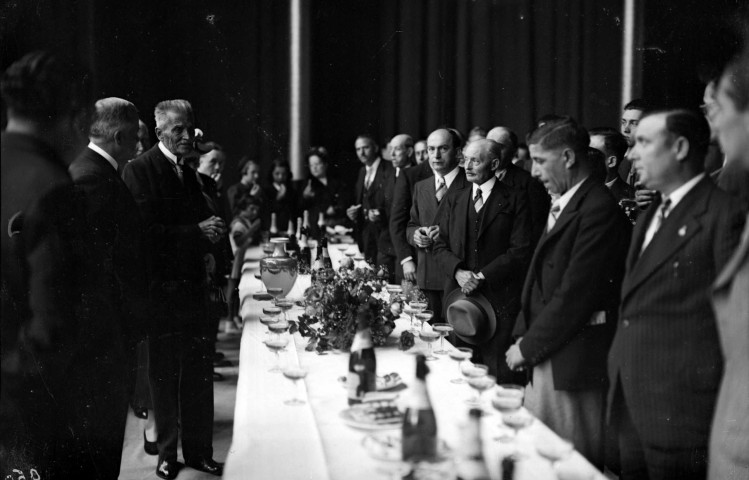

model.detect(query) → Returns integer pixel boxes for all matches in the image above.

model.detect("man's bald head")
[389,133,415,169]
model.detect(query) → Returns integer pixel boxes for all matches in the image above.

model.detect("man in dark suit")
[589,128,636,203]
[608,110,745,480]
[68,97,151,477]
[507,118,631,468]
[488,126,551,247]
[0,52,102,479]
[406,129,468,322]
[122,99,226,479]
[347,134,396,279]
[390,134,434,284]
[433,138,532,382]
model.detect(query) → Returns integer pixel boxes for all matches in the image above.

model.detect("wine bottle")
[402,354,437,462]
[298,234,311,272]
[317,211,325,234]
[501,455,516,480]
[286,220,298,252]
[321,236,333,270]
[296,217,303,243]
[269,212,278,236]
[347,309,377,405]
[456,408,490,480]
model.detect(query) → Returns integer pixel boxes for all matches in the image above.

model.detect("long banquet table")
[224,244,606,480]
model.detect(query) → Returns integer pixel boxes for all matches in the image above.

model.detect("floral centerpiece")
[295,265,399,353]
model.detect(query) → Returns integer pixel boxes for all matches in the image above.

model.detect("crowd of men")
[1,41,749,480]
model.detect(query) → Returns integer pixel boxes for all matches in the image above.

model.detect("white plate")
[340,407,403,431]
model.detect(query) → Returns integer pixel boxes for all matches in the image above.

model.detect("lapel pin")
[678,225,687,237]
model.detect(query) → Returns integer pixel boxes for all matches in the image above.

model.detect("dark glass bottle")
[347,309,377,405]
[286,220,298,253]
[401,354,437,462]
[298,235,311,273]
[269,212,278,236]
[456,408,490,480]
[302,210,311,238]
[321,236,333,270]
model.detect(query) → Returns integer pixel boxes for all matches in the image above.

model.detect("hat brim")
[444,288,497,345]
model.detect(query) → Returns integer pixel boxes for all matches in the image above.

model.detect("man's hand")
[455,269,473,288]
[199,216,226,243]
[461,272,482,294]
[413,227,433,248]
[346,204,361,221]
[635,188,657,209]
[402,260,416,282]
[367,209,381,223]
[326,205,336,216]
[506,340,527,370]
[248,183,261,197]
[426,225,440,241]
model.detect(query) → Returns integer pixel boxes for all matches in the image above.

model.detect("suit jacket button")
[622,319,630,328]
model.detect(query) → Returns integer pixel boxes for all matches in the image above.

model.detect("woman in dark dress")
[298,147,348,238]
[262,158,298,233]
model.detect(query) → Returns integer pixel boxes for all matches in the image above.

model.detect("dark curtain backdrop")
[311,0,623,178]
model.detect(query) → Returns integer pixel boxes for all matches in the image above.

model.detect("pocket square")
[587,311,606,326]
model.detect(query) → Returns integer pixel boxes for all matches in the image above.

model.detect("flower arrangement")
[295,265,398,353]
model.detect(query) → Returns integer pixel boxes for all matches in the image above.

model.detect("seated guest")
[433,138,532,382]
[589,127,636,203]
[708,52,749,480]
[299,146,348,238]
[508,117,631,469]
[263,157,298,233]
[607,109,745,479]
[227,195,263,325]
[227,156,262,216]
[347,134,396,277]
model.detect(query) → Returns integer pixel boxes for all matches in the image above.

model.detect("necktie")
[641,198,672,253]
[174,158,184,183]
[364,167,373,189]
[473,189,483,212]
[435,177,446,203]
[547,202,561,231]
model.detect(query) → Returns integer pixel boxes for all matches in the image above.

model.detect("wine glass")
[414,309,433,332]
[282,365,309,405]
[502,411,533,451]
[275,298,294,321]
[536,438,574,474]
[432,323,453,354]
[268,319,290,339]
[448,347,473,384]
[461,364,489,403]
[492,384,525,442]
[408,301,427,333]
[259,315,278,340]
[467,374,496,407]
[267,287,284,305]
[264,337,289,373]
[418,330,440,361]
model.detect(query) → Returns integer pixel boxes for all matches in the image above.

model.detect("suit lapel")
[622,179,710,300]
[626,199,659,272]
[452,188,471,255]
[532,177,594,254]
[477,181,511,238]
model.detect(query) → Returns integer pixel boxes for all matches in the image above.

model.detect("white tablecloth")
[224,244,606,480]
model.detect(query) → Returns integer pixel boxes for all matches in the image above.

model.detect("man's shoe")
[186,457,223,476]
[144,431,158,456]
[156,460,180,480]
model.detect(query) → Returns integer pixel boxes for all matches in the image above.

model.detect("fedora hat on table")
[444,288,496,345]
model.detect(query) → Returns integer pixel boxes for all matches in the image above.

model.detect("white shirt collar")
[555,176,588,215]
[663,173,705,210]
[365,157,381,173]
[605,177,617,188]
[436,166,460,189]
[471,176,497,199]
[158,141,178,164]
[87,142,118,171]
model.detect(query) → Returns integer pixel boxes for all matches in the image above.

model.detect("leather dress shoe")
[144,431,158,456]
[156,460,180,479]
[186,457,223,476]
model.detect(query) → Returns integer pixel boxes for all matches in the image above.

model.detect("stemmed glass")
[418,330,440,361]
[275,298,294,321]
[492,384,525,442]
[408,301,427,333]
[414,309,433,332]
[536,438,574,474]
[268,319,290,339]
[448,347,473,384]
[432,323,453,354]
[259,315,278,340]
[467,374,496,407]
[267,287,284,305]
[501,411,534,452]
[461,364,489,404]
[263,336,289,373]
[282,365,309,405]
